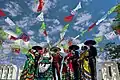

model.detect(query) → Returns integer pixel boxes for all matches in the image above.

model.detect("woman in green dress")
[20,46,43,80]
[38,48,53,80]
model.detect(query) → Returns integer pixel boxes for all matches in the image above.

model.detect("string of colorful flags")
[73,4,119,44]
[0,1,119,55]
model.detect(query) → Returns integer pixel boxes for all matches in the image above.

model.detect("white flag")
[73,35,80,40]
[5,17,16,26]
[71,2,82,15]
[4,30,18,38]
[36,12,44,21]
[96,14,108,25]
[105,31,117,40]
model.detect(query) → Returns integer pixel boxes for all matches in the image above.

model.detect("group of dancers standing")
[20,39,97,80]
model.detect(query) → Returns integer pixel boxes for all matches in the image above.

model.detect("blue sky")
[0,0,119,66]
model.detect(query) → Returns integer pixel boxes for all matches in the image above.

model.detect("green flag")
[41,22,46,30]
[16,25,22,35]
[61,24,69,33]
[81,30,87,36]
[108,5,117,14]
[0,28,8,40]
[94,36,103,44]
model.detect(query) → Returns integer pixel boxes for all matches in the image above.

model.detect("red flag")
[88,23,96,31]
[19,33,30,42]
[116,29,120,34]
[9,36,18,40]
[43,30,47,36]
[0,9,6,16]
[37,0,44,12]
[64,15,74,22]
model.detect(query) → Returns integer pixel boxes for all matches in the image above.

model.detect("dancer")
[20,46,44,80]
[50,47,62,80]
[84,40,97,80]
[79,46,91,80]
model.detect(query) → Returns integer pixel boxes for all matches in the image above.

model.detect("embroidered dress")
[79,51,92,80]
[38,52,53,80]
[20,52,38,80]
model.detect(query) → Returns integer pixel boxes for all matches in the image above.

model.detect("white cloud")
[16,15,38,28]
[95,18,114,37]
[3,1,22,17]
[59,5,69,12]
[73,26,84,32]
[53,19,60,25]
[27,30,35,35]
[74,12,92,25]
[48,25,63,35]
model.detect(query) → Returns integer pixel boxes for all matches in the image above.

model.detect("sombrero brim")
[32,46,43,50]
[69,45,79,50]
[50,47,61,52]
[84,40,96,45]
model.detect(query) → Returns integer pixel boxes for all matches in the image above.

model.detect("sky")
[0,0,119,67]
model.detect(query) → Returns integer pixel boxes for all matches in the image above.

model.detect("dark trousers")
[89,58,96,80]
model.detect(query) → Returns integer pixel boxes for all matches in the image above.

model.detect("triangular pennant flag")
[88,23,96,31]
[73,35,80,40]
[36,12,44,21]
[0,9,6,16]
[64,15,74,22]
[81,30,87,36]
[41,22,46,30]
[61,24,69,33]
[19,33,30,42]
[71,2,82,15]
[5,17,16,26]
[105,31,117,40]
[60,31,65,40]
[40,22,47,36]
[43,29,47,36]
[15,25,23,35]
[108,5,118,15]
[96,14,108,25]
[0,28,8,40]
[94,36,103,44]
[9,35,18,40]
[4,30,18,38]
[37,0,44,12]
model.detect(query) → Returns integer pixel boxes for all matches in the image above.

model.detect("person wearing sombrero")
[50,47,62,80]
[84,40,97,80]
[20,46,44,80]
[69,45,80,80]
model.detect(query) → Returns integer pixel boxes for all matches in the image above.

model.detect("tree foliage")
[104,42,120,72]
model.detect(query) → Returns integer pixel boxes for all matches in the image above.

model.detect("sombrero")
[84,40,96,45]
[32,46,43,51]
[69,45,79,50]
[50,47,61,52]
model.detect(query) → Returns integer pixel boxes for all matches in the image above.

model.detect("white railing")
[0,61,120,80]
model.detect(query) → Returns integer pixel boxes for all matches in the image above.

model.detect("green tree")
[104,42,120,72]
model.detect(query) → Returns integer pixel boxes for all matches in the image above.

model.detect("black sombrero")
[69,45,79,50]
[32,46,43,51]
[84,40,96,45]
[50,47,61,52]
